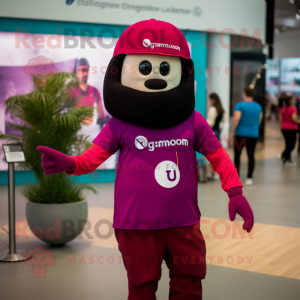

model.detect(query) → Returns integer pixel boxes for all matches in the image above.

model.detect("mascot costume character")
[37,19,254,300]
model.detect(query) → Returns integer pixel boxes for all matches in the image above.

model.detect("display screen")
[266,59,279,94]
[280,58,300,93]
[0,32,117,170]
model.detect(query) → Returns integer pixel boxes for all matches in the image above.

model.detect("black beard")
[103,54,195,128]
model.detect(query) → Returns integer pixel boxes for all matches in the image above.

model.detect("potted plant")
[0,73,96,245]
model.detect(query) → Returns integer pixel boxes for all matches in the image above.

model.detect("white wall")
[274,30,300,58]
[207,33,231,148]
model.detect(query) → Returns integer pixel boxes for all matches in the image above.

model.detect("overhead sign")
[0,0,266,43]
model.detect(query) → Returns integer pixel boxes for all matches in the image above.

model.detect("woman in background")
[230,87,262,186]
[206,93,225,180]
[207,93,225,140]
[279,96,300,166]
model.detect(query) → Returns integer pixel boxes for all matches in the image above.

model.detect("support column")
[207,33,231,148]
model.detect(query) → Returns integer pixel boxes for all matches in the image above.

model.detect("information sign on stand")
[0,144,32,262]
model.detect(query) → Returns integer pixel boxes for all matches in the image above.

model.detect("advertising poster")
[0,32,117,170]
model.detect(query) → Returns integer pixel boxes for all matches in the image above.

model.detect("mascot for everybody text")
[38,19,254,300]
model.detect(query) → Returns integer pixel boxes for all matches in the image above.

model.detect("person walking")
[230,86,262,186]
[279,96,300,166]
[206,93,225,180]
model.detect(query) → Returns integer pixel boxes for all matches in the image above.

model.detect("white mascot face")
[121,54,182,92]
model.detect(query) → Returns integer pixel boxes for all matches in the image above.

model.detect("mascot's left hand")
[228,187,254,233]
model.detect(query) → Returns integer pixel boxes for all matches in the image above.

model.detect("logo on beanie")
[142,39,180,51]
[142,39,151,48]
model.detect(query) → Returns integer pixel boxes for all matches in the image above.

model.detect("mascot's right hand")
[36,146,76,175]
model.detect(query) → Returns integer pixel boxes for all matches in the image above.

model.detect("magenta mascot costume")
[38,19,254,300]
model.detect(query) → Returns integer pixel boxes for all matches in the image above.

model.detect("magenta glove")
[228,187,254,233]
[37,146,76,175]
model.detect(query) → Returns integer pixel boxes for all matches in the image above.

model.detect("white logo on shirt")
[155,160,180,188]
[135,136,189,151]
[135,136,148,150]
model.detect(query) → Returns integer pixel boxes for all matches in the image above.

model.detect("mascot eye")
[160,62,170,76]
[139,61,152,75]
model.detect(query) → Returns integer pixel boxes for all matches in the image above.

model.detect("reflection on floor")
[0,121,300,299]
[2,209,300,280]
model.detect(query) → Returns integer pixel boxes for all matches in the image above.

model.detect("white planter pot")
[26,200,88,245]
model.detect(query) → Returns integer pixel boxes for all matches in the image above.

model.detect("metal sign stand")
[0,145,32,262]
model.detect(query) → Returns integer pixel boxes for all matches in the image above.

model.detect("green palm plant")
[0,72,97,203]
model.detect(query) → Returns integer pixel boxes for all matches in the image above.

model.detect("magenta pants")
[114,223,206,300]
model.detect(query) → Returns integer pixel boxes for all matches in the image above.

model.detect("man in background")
[73,58,109,129]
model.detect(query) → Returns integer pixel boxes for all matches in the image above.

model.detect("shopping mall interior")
[0,1,300,299]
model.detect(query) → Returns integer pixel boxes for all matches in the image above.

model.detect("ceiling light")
[274,28,280,33]
[296,13,300,20]
[289,0,295,4]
